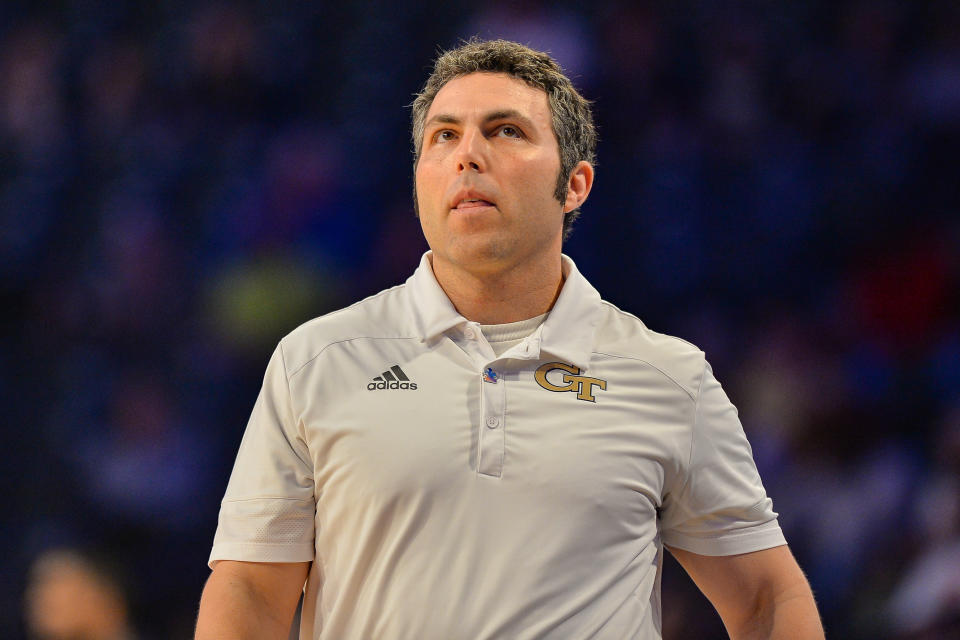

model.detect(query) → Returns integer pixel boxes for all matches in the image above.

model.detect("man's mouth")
[454,198,495,210]
[450,188,497,211]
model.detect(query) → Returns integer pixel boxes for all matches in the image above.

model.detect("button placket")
[455,323,496,365]
[477,365,506,477]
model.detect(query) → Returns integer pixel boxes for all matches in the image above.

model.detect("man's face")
[415,72,566,276]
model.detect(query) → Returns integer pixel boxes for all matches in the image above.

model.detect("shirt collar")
[406,251,603,369]
[406,252,468,340]
[538,254,603,370]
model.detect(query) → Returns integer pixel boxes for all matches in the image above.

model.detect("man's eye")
[434,130,456,142]
[498,126,521,138]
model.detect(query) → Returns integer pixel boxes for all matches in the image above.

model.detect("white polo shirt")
[210,252,785,640]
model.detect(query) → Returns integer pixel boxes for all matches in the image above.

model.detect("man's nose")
[455,129,485,173]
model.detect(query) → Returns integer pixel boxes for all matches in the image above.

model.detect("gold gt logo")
[534,362,608,402]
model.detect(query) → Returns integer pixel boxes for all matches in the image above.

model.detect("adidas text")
[367,365,418,390]
[367,380,418,390]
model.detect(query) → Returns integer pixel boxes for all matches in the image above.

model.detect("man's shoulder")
[593,300,706,399]
[278,282,418,376]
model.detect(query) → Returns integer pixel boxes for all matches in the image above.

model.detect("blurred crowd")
[2,1,958,638]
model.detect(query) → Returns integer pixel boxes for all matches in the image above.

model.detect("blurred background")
[2,0,959,638]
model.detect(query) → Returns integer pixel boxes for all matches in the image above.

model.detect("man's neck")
[430,253,564,325]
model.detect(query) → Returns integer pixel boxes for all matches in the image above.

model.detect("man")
[196,39,824,639]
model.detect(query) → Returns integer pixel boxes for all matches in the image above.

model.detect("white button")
[485,416,500,429]
[464,327,476,340]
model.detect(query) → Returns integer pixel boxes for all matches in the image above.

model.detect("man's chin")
[433,240,515,274]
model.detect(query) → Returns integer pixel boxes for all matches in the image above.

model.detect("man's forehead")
[426,72,550,122]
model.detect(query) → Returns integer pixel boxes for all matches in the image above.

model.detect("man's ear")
[562,161,594,213]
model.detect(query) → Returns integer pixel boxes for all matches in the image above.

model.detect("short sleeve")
[209,343,316,567]
[659,360,786,556]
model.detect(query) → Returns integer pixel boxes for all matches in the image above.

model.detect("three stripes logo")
[367,365,418,391]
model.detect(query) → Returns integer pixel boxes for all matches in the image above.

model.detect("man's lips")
[449,188,497,211]
[453,199,495,210]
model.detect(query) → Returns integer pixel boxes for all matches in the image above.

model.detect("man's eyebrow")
[483,109,534,127]
[424,109,536,129]
[424,113,461,128]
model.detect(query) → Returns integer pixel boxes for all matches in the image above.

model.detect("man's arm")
[668,545,824,640]
[195,560,309,640]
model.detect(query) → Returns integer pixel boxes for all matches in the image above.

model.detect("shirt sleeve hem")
[662,522,787,557]
[208,542,315,569]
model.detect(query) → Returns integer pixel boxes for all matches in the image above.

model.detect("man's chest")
[290,339,693,527]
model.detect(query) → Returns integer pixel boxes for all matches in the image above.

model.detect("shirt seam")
[278,342,296,426]
[591,350,697,401]
[213,541,315,548]
[286,335,421,380]
[599,301,702,352]
[281,280,415,373]
[663,518,782,541]
[221,496,315,504]
[662,526,785,555]
[667,360,707,520]
[278,342,315,473]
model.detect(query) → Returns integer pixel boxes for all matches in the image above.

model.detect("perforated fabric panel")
[210,498,315,564]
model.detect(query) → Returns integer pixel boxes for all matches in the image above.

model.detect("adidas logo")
[367,365,418,391]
